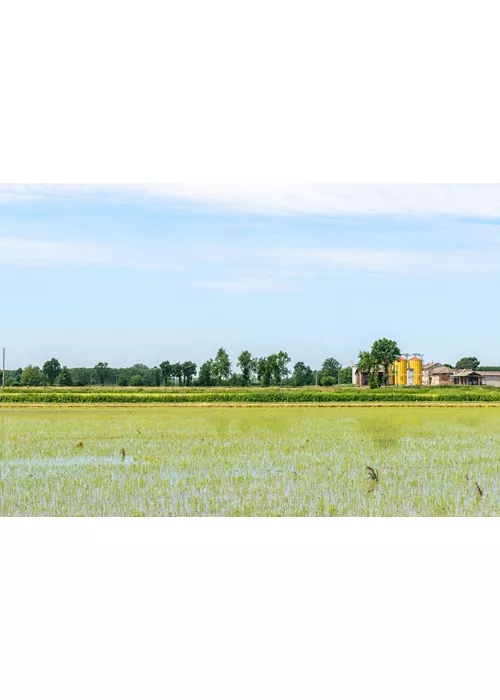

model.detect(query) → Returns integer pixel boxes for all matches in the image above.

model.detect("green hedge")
[2,389,500,403]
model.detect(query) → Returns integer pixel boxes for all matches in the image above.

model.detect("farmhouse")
[428,366,454,386]
[422,362,443,384]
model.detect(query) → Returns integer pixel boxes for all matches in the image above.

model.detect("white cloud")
[2,184,500,218]
[0,236,183,270]
[1,236,499,281]
[134,184,500,218]
[0,236,112,266]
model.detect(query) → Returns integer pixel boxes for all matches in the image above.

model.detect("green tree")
[292,361,314,387]
[73,367,90,387]
[181,361,197,386]
[358,350,378,385]
[171,363,183,386]
[130,375,143,386]
[212,348,231,385]
[370,338,401,382]
[264,351,291,386]
[237,350,256,386]
[338,366,353,385]
[58,366,73,386]
[257,357,272,387]
[20,365,44,387]
[321,357,341,379]
[160,361,173,386]
[94,362,110,386]
[276,351,291,383]
[42,358,61,385]
[198,360,213,386]
[229,372,247,386]
[455,357,480,370]
[117,375,128,386]
[150,366,162,387]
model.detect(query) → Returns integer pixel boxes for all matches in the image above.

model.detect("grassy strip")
[2,390,500,403]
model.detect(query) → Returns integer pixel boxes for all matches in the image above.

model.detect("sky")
[1,184,500,370]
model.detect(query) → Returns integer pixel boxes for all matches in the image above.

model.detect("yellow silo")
[409,356,423,386]
[394,357,408,386]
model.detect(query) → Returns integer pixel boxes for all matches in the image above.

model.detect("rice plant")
[1,405,500,516]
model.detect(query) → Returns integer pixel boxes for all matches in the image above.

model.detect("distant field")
[2,385,500,403]
[1,404,500,516]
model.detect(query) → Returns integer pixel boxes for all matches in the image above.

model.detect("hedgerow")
[2,389,500,403]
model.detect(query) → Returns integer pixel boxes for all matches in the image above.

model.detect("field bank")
[1,405,500,516]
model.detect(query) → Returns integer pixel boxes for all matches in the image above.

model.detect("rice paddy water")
[1,405,500,516]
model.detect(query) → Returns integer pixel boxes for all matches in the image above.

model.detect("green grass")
[2,404,500,516]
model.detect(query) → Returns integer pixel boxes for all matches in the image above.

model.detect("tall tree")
[212,348,231,385]
[321,357,341,379]
[94,362,110,387]
[171,362,183,386]
[257,357,272,387]
[59,366,73,386]
[292,361,314,387]
[276,351,291,383]
[455,357,480,370]
[160,361,173,386]
[198,360,213,386]
[150,366,162,387]
[181,361,197,386]
[42,358,61,386]
[237,350,256,386]
[370,338,401,383]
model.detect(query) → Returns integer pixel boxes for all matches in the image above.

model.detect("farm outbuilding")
[453,370,500,387]
[476,371,500,387]
[453,369,482,385]
[429,366,454,385]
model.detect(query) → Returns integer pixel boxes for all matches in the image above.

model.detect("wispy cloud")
[0,236,184,271]
[2,184,500,218]
[1,236,499,286]
[0,236,112,266]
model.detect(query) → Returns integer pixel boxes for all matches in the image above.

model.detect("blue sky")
[1,184,500,370]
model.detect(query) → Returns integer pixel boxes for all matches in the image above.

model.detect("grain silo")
[394,357,408,386]
[408,356,423,386]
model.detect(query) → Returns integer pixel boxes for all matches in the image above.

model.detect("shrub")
[320,376,335,387]
[129,375,143,387]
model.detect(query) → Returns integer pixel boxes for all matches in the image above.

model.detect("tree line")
[5,343,497,388]
[4,349,354,388]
